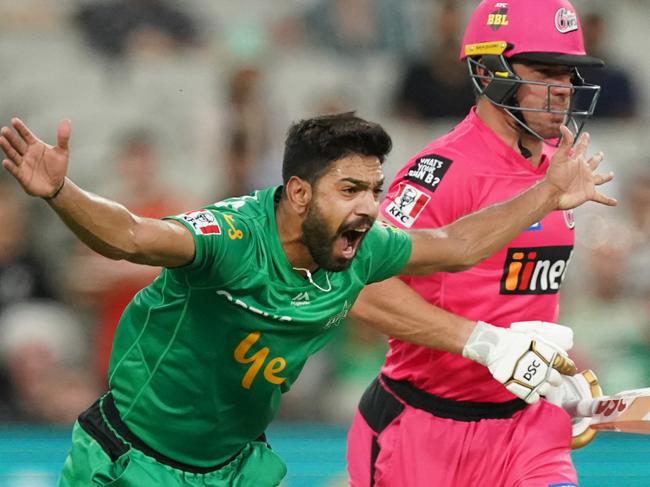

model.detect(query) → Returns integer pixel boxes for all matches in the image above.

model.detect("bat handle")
[562,398,596,418]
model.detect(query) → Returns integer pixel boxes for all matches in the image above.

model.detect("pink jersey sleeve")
[381,146,480,231]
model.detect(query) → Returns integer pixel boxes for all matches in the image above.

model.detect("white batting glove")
[462,321,576,404]
[545,369,603,449]
[510,321,574,353]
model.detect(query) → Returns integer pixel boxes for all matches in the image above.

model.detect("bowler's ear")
[284,176,312,215]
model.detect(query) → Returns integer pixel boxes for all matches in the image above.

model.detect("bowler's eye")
[342,187,357,194]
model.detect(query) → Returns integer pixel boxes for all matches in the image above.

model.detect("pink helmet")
[460,0,603,67]
[459,0,603,144]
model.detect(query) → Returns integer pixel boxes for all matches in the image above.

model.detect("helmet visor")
[510,52,605,68]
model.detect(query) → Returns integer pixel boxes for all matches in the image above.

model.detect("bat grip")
[562,398,595,418]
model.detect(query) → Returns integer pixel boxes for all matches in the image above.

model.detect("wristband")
[43,179,65,201]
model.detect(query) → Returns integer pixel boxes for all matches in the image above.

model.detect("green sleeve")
[361,222,412,283]
[164,208,255,286]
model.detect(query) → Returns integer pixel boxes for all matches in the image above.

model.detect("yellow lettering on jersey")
[264,357,286,385]
[233,331,287,389]
[224,214,244,240]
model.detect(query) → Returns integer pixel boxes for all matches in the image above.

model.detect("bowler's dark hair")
[281,112,392,186]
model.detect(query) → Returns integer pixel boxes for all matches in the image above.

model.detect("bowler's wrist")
[43,178,66,201]
[534,179,561,211]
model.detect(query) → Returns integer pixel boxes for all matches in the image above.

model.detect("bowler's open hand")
[545,126,617,210]
[1,117,70,199]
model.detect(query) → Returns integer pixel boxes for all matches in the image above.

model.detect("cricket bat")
[563,387,650,434]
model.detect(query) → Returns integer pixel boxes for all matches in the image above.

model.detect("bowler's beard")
[301,201,373,272]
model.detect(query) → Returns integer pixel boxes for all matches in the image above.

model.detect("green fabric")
[105,186,412,467]
[58,422,287,486]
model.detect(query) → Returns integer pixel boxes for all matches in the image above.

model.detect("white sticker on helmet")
[555,8,578,34]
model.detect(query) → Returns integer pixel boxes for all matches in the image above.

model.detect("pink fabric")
[460,0,587,59]
[347,398,576,487]
[347,410,377,487]
[379,108,575,402]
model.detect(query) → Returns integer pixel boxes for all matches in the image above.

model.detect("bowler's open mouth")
[338,226,369,259]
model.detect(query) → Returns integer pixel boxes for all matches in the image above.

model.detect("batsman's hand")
[462,321,576,404]
[0,117,70,199]
[546,369,602,449]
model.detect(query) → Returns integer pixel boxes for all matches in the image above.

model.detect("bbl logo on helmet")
[555,8,578,34]
[487,3,509,31]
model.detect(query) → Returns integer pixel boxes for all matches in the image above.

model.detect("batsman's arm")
[352,278,573,404]
[351,277,474,354]
[0,118,195,267]
[401,127,616,275]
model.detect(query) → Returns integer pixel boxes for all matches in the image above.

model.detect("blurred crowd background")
[0,0,649,430]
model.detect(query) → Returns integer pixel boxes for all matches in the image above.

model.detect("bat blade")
[564,388,650,435]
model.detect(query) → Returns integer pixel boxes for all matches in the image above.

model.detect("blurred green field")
[0,424,649,486]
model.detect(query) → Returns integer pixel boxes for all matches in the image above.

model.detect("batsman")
[347,1,618,486]
[1,109,613,486]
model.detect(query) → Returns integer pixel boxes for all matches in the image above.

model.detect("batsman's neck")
[476,98,544,168]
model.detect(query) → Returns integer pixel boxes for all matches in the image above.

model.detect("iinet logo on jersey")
[500,246,573,295]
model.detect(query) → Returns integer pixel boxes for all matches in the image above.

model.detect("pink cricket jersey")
[380,108,575,402]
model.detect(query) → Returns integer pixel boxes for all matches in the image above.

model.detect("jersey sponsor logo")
[563,209,575,229]
[291,291,310,307]
[384,183,431,228]
[554,7,578,33]
[404,154,452,193]
[487,4,509,31]
[500,246,573,295]
[181,210,221,235]
[216,290,292,322]
[234,331,287,389]
[223,214,244,239]
[548,484,577,487]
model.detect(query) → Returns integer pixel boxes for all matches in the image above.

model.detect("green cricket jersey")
[107,186,412,467]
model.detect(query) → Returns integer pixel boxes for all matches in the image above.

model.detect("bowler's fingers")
[2,158,20,178]
[572,131,590,161]
[556,125,574,158]
[57,119,72,151]
[593,171,614,186]
[588,151,604,171]
[591,190,618,207]
[0,126,27,158]
[12,118,38,146]
[0,134,23,165]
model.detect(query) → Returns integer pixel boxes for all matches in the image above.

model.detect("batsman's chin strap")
[292,267,332,293]
[517,138,532,159]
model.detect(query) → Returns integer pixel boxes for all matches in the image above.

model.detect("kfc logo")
[384,183,431,228]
